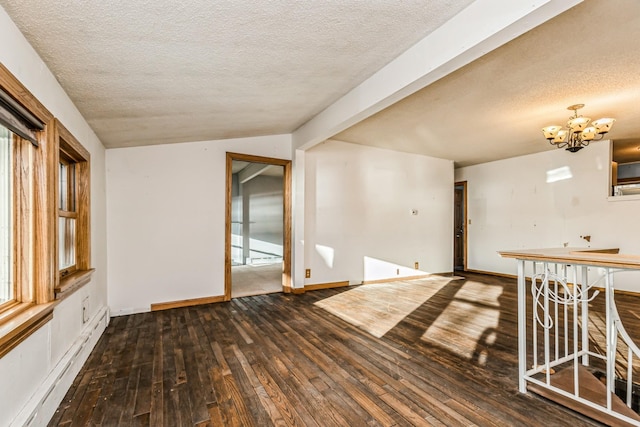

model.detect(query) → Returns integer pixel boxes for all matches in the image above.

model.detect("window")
[59,155,76,274]
[0,106,42,312]
[0,92,52,357]
[54,120,92,298]
[0,62,92,358]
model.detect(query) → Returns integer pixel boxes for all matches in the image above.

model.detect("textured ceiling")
[0,0,473,148]
[334,0,640,167]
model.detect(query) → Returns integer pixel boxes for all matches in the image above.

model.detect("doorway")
[225,153,291,300]
[454,181,467,271]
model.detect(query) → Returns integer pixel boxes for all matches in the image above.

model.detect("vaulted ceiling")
[0,0,472,148]
[2,0,638,167]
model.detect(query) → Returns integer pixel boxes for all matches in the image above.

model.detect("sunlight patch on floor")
[421,280,501,363]
[314,276,455,338]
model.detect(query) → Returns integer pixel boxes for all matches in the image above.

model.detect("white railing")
[517,261,640,426]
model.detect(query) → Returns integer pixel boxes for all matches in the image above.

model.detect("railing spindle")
[544,262,551,384]
[532,262,538,370]
[573,264,579,398]
[554,263,559,361]
[627,347,633,408]
[606,267,613,410]
[563,264,569,358]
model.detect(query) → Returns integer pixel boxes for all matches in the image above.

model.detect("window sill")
[55,268,95,301]
[0,302,54,358]
[607,194,640,202]
[0,267,95,359]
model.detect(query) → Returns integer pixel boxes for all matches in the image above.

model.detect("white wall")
[456,141,640,291]
[304,140,454,285]
[106,135,291,315]
[0,5,108,426]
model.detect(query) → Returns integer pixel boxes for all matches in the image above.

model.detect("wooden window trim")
[13,133,31,304]
[54,119,91,300]
[0,62,61,358]
[0,64,52,125]
[0,302,54,358]
[59,211,77,219]
[59,155,78,277]
[0,125,54,358]
[55,268,95,301]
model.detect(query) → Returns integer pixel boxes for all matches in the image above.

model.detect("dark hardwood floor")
[49,272,616,426]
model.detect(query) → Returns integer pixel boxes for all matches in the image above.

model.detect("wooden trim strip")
[33,117,57,304]
[362,274,432,285]
[56,119,90,161]
[55,269,95,301]
[13,135,30,303]
[224,153,233,301]
[225,152,291,167]
[0,303,54,358]
[499,247,640,269]
[282,161,292,292]
[0,301,30,323]
[285,285,305,294]
[151,295,226,312]
[304,281,349,291]
[0,63,53,124]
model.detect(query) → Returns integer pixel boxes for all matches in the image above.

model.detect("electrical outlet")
[414,262,419,270]
[305,269,311,278]
[82,296,89,324]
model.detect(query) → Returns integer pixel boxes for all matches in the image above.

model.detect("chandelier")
[542,104,615,152]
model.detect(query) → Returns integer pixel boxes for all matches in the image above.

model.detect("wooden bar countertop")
[498,247,640,269]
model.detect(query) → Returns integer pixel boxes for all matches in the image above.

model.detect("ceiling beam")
[291,0,582,151]
[238,163,273,184]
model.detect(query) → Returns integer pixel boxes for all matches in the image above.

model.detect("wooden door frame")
[454,181,468,271]
[225,152,292,301]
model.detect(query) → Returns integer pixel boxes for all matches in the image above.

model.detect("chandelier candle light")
[542,104,615,152]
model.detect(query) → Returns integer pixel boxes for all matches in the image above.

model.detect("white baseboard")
[11,306,109,427]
